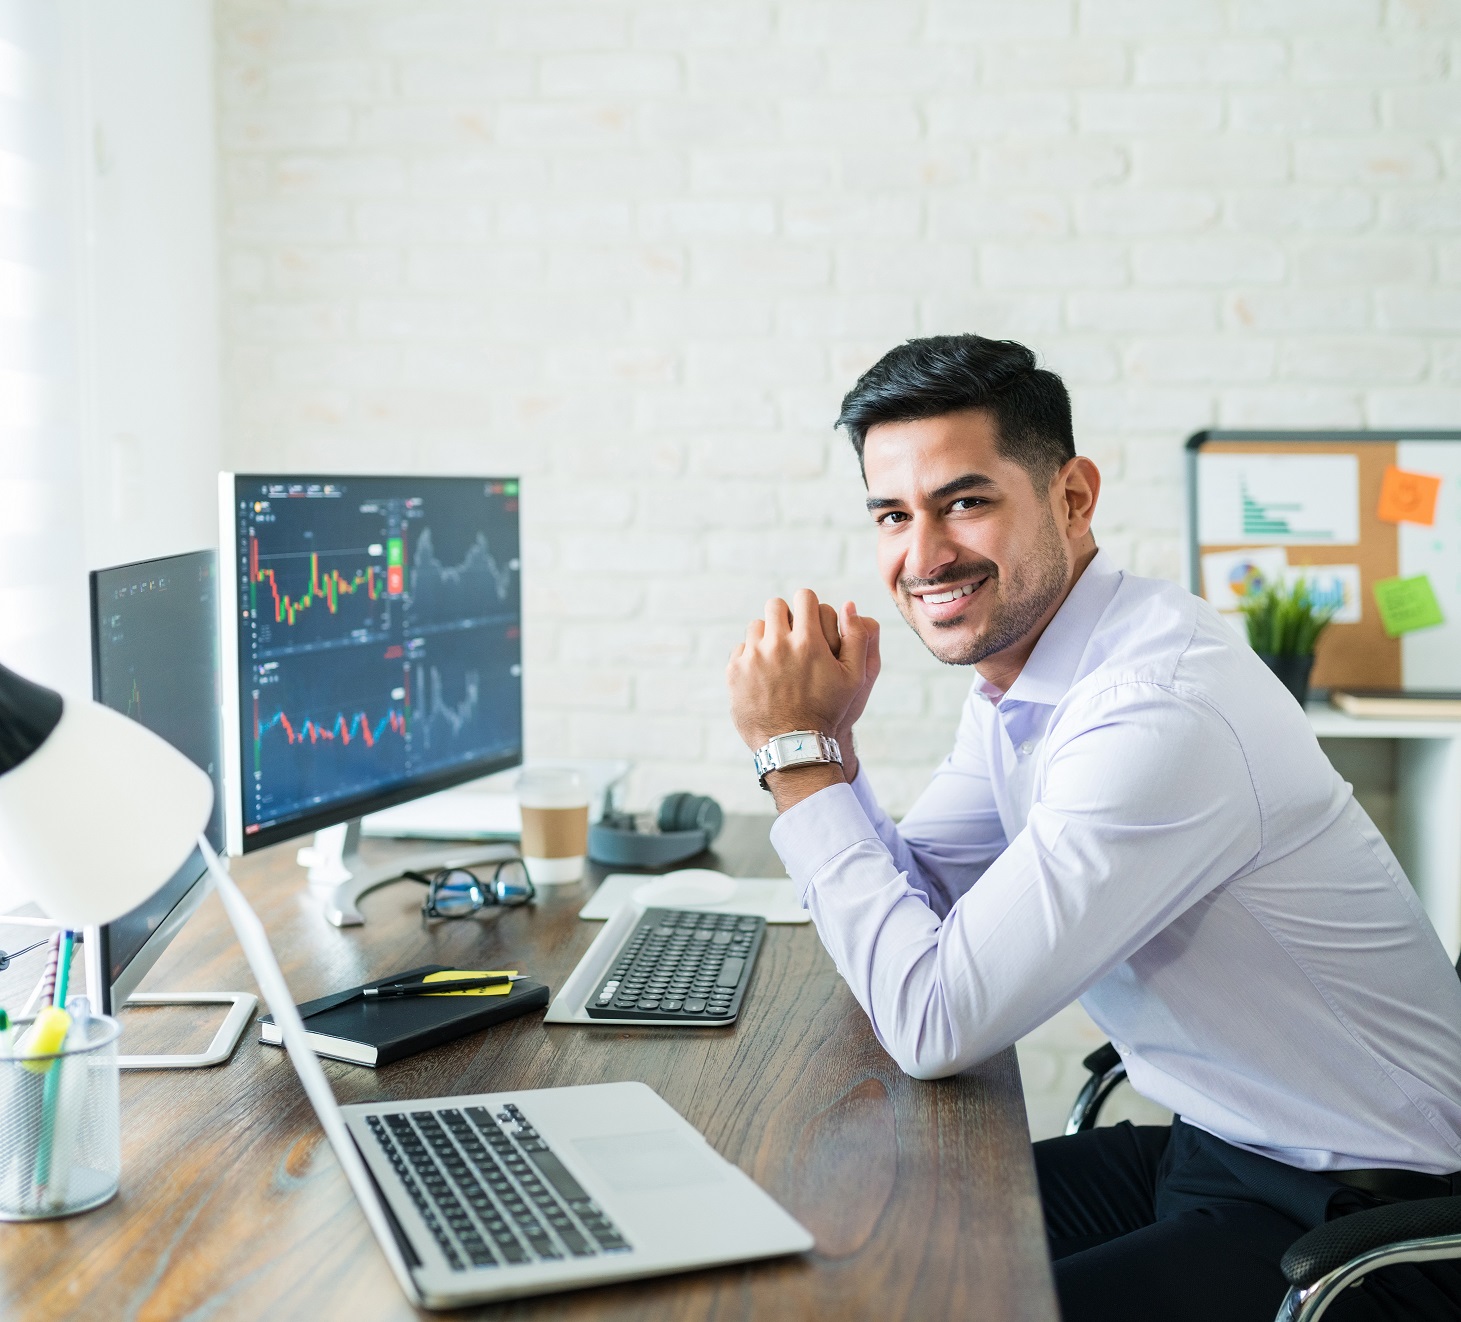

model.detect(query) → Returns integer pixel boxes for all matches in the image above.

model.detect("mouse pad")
[578,874,811,924]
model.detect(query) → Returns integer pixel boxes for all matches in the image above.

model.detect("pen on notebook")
[362,975,525,1000]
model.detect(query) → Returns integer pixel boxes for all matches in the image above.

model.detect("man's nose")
[904,517,959,582]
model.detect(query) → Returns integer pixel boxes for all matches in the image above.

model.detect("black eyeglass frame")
[403,861,536,920]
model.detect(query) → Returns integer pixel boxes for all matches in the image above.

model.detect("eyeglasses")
[404,862,536,920]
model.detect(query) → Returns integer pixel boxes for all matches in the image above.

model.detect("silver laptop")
[216,860,813,1309]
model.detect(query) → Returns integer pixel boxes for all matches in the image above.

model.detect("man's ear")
[1054,456,1100,540]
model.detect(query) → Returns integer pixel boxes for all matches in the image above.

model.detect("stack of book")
[1329,691,1461,719]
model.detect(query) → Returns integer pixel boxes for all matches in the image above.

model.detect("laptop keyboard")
[366,1101,630,1272]
[585,908,766,1022]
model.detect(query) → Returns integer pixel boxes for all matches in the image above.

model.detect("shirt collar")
[997,549,1123,708]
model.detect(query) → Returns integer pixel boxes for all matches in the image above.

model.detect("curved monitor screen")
[90,550,224,998]
[222,475,523,851]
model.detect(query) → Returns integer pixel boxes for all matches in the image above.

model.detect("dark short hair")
[836,334,1074,486]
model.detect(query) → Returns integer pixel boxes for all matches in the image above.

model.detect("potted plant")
[1239,578,1337,706]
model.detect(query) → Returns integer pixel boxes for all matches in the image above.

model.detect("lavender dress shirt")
[770,551,1461,1174]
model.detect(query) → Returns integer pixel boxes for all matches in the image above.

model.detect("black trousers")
[1036,1118,1461,1322]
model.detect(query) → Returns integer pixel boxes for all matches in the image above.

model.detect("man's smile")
[906,573,991,622]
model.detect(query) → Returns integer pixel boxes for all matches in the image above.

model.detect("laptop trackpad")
[573,1131,725,1193]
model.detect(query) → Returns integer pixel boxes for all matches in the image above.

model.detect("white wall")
[0,0,89,695]
[79,0,222,579]
[215,0,1461,813]
[0,0,220,698]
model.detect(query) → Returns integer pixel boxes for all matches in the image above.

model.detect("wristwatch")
[752,730,842,791]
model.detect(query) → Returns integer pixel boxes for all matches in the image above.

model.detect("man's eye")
[875,511,909,527]
[950,497,987,511]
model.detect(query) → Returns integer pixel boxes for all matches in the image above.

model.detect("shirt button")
[1018,740,1034,755]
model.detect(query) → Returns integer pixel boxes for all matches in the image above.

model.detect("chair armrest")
[1281,1197,1461,1289]
[1081,1042,1122,1076]
[1064,1042,1128,1135]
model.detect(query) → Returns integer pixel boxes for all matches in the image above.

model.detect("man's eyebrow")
[929,472,997,500]
[865,473,997,512]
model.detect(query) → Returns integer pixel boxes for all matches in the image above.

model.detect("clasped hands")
[726,589,881,807]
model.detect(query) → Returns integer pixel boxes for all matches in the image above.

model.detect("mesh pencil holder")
[0,1013,122,1220]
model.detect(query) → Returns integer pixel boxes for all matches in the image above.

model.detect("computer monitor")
[219,474,523,924]
[86,550,256,1069]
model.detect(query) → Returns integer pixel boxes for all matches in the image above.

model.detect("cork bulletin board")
[1185,431,1461,693]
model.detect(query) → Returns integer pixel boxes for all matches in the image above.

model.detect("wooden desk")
[0,819,1057,1321]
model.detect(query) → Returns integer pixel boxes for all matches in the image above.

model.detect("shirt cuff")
[846,762,885,826]
[769,782,882,903]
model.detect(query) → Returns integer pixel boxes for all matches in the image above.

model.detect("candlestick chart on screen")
[235,478,522,836]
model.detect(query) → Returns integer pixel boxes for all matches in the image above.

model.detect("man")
[725,334,1461,1321]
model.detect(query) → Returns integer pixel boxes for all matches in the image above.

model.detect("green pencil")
[33,931,75,1193]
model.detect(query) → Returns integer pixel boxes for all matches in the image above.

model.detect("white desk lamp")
[0,661,408,1254]
[0,662,212,925]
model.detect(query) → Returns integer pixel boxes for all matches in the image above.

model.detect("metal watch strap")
[753,730,843,791]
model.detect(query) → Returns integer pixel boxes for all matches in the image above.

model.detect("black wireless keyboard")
[584,908,765,1023]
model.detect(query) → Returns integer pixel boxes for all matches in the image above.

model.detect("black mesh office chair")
[1063,953,1461,1321]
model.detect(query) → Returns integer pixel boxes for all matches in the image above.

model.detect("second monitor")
[219,474,524,924]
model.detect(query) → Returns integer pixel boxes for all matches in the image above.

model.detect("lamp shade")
[0,662,212,926]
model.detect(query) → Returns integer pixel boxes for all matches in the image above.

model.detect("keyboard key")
[519,1146,590,1204]
[556,1223,595,1257]
[684,997,707,1013]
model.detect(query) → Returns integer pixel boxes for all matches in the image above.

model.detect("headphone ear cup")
[657,792,690,834]
[688,794,724,843]
[656,792,724,840]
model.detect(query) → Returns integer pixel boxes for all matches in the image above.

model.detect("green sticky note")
[1372,574,1445,638]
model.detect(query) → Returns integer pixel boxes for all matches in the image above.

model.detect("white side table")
[1307,703,1461,962]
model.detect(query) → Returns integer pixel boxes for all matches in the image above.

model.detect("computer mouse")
[632,869,738,909]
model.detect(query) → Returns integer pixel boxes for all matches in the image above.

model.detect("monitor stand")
[76,915,257,1070]
[117,992,258,1070]
[298,819,520,927]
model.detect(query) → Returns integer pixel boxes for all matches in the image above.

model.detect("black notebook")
[259,964,550,1067]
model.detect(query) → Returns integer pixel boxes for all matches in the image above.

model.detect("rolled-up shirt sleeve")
[771,682,1263,1081]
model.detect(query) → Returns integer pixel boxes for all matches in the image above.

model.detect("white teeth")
[922,582,979,605]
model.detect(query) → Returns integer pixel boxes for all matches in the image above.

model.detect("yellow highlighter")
[18,1005,71,1075]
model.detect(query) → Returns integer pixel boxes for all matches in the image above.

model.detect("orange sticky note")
[1377,465,1441,526]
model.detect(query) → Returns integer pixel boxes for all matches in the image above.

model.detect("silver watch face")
[771,732,819,766]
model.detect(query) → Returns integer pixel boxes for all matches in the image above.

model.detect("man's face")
[862,409,1074,669]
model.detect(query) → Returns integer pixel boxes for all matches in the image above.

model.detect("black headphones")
[587,792,725,869]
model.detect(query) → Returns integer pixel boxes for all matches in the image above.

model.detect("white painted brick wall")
[218,0,1461,815]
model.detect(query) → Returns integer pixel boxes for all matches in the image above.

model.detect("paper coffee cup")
[516,768,590,884]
